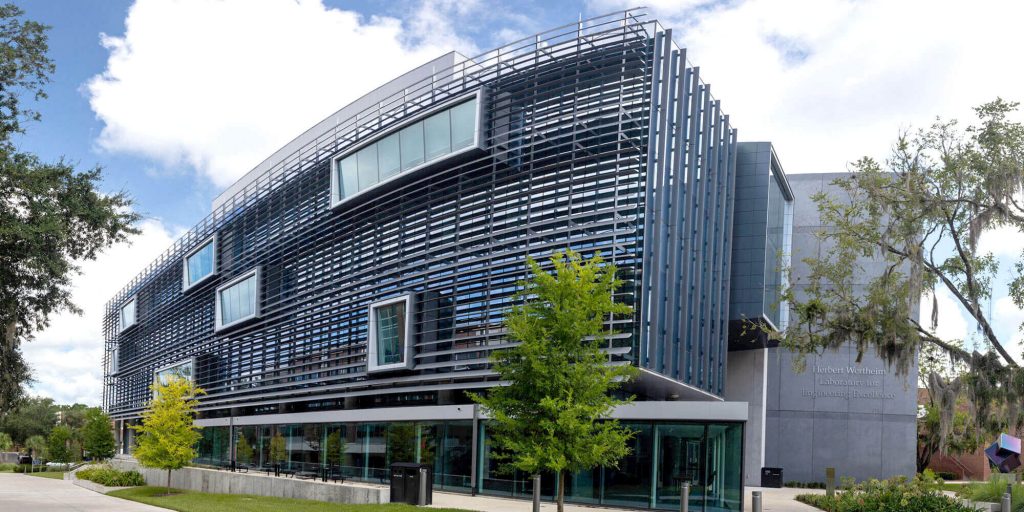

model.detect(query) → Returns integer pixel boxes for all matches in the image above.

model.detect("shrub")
[796,474,974,512]
[959,475,1024,511]
[0,463,15,472]
[76,465,146,487]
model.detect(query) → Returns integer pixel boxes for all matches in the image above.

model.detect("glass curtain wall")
[193,419,741,510]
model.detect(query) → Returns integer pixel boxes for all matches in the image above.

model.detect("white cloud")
[977,222,1024,259]
[587,0,1024,174]
[87,0,478,189]
[23,219,180,405]
[994,295,1024,362]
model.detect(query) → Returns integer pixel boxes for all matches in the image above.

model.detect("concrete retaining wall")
[110,458,389,504]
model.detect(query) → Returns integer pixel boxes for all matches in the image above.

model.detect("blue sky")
[13,0,1024,405]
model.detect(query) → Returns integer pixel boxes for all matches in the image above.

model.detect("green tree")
[470,250,638,512]
[0,4,139,415]
[81,408,115,461]
[325,430,347,468]
[46,424,72,465]
[131,376,204,495]
[0,396,56,444]
[235,432,254,465]
[918,401,980,473]
[779,99,1024,443]
[24,434,45,458]
[268,432,287,467]
[0,431,11,451]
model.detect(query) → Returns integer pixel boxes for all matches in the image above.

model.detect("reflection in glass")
[357,144,379,191]
[424,110,452,160]
[450,100,477,149]
[339,156,359,198]
[219,272,257,326]
[186,241,215,286]
[400,123,425,170]
[764,171,787,327]
[378,133,401,180]
[374,301,406,366]
[120,298,136,330]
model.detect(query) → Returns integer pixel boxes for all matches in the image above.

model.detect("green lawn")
[26,471,66,480]
[108,487,474,512]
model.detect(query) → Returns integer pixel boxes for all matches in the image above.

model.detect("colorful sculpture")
[985,433,1022,473]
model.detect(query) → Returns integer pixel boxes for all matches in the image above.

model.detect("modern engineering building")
[101,10,916,511]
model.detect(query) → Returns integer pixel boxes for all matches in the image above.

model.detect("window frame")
[119,296,137,333]
[330,88,486,210]
[214,267,261,332]
[181,234,218,292]
[367,294,415,373]
[153,358,195,397]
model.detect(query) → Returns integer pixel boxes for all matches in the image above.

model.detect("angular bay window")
[215,268,260,331]
[331,90,483,209]
[182,235,217,290]
[119,297,137,332]
[367,295,413,372]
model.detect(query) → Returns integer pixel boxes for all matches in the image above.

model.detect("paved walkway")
[0,473,163,511]
[432,487,823,512]
[744,487,824,511]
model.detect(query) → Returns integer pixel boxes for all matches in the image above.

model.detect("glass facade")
[334,97,478,204]
[763,172,787,328]
[185,239,215,288]
[196,420,473,492]
[217,270,259,329]
[193,419,740,510]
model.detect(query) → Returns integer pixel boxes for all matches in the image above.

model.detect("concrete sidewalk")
[0,472,164,511]
[431,488,822,512]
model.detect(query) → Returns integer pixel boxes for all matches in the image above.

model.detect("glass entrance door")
[654,424,706,510]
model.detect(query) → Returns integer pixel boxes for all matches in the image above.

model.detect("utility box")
[761,467,783,488]
[390,462,433,505]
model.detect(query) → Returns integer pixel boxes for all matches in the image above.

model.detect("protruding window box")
[331,89,486,210]
[367,295,414,373]
[215,268,261,332]
[182,235,217,291]
[119,296,137,333]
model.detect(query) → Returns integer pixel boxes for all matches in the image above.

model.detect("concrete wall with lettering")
[763,173,918,483]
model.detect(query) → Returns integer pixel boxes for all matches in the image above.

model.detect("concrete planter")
[960,498,1002,512]
[109,458,389,505]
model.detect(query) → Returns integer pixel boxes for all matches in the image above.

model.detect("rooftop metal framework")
[103,9,739,420]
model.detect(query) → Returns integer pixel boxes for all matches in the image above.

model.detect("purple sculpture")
[985,433,1022,473]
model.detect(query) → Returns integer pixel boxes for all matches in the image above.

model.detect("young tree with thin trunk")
[780,98,1024,445]
[470,250,638,512]
[82,408,116,461]
[131,376,204,495]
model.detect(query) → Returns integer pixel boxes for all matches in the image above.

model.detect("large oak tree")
[0,4,139,415]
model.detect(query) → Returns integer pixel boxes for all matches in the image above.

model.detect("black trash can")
[390,462,433,505]
[761,467,783,488]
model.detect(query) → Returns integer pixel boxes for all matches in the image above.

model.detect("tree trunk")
[166,468,171,495]
[557,469,565,512]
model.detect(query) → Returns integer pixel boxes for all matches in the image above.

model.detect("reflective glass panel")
[400,123,425,170]
[120,299,136,330]
[378,133,401,180]
[424,110,451,160]
[764,172,787,327]
[186,240,215,286]
[339,156,359,198]
[704,424,743,512]
[374,301,406,365]
[357,144,378,191]
[655,424,706,510]
[450,99,477,150]
[219,273,257,326]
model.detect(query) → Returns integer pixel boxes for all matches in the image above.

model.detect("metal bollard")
[1003,492,1012,512]
[418,467,429,506]
[679,482,690,512]
[752,490,763,512]
[532,474,541,512]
